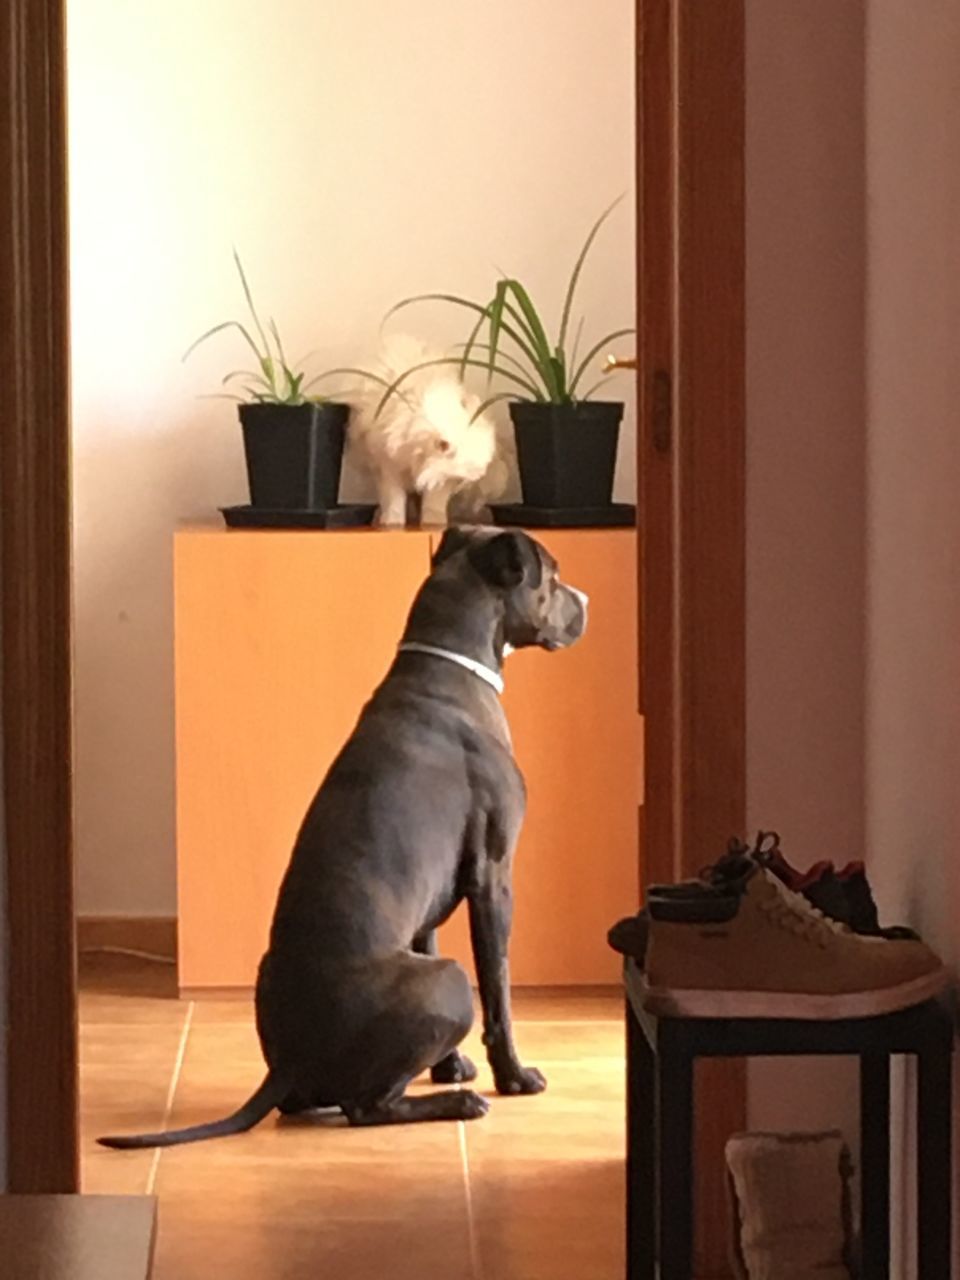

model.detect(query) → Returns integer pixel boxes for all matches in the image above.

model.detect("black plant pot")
[238,402,349,510]
[510,400,623,508]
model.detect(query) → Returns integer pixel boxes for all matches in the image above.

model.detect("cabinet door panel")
[175,529,431,989]
[177,527,639,990]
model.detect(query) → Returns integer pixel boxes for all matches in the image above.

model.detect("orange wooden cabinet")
[174,525,640,993]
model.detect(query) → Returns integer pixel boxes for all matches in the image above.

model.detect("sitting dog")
[100,527,587,1146]
[350,334,506,527]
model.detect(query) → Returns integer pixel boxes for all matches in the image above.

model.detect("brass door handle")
[604,354,638,372]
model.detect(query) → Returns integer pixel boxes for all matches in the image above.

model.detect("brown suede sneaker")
[641,863,948,1019]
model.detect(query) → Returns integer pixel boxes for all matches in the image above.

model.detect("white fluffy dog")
[350,335,506,527]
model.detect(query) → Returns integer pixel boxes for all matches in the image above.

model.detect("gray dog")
[100,526,587,1146]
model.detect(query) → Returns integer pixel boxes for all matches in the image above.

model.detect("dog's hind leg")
[277,1088,338,1116]
[413,931,478,1084]
[277,1089,312,1116]
[342,953,486,1127]
[345,1085,488,1127]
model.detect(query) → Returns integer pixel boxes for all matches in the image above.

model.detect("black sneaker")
[746,832,920,940]
[607,910,649,963]
[834,861,919,940]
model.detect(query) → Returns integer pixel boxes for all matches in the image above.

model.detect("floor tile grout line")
[457,1118,484,1280]
[145,999,195,1196]
[514,1019,622,1027]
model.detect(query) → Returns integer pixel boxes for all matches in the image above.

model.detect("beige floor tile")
[152,1203,476,1280]
[471,1156,624,1280]
[79,954,180,1019]
[189,997,259,1026]
[79,1147,158,1197]
[508,986,622,1022]
[79,1005,190,1194]
[80,961,626,1280]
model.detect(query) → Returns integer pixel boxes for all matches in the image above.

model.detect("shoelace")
[699,833,851,948]
[697,830,780,886]
[757,872,850,949]
[753,830,783,860]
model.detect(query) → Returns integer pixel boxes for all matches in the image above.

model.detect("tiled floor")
[80,958,626,1280]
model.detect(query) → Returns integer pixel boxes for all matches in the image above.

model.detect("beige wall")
[747,4,960,1269]
[865,2,960,1272]
[745,0,960,974]
[864,0,960,975]
[745,0,868,861]
[745,0,866,1136]
[67,0,637,916]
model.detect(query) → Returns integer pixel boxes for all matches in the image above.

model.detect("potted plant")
[185,252,365,512]
[376,198,634,510]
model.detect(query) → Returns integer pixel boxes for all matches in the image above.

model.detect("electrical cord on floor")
[79,945,176,966]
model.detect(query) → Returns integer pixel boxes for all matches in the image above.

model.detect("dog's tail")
[97,1071,285,1150]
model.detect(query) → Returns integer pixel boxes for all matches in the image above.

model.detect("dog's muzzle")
[567,587,589,639]
[541,585,589,650]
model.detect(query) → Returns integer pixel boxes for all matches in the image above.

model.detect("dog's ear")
[431,527,474,569]
[468,531,542,589]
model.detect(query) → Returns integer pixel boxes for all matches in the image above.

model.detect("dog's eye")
[437,440,451,453]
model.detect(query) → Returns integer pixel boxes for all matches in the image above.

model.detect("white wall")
[747,5,960,1270]
[865,2,960,1272]
[745,0,960,965]
[864,0,960,979]
[67,0,637,916]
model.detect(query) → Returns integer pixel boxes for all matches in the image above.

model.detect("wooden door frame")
[639,1,746,1274]
[1,0,78,1192]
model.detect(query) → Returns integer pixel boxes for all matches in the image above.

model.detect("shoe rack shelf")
[623,959,953,1280]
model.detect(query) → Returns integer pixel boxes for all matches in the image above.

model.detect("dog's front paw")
[431,1052,478,1085]
[494,1065,547,1096]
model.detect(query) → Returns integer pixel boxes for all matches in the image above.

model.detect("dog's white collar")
[398,642,505,696]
